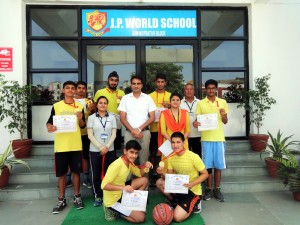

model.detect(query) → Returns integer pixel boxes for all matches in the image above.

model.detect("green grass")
[62,194,205,225]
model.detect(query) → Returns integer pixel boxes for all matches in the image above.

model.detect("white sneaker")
[193,200,202,213]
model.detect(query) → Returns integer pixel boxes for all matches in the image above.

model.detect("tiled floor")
[0,191,298,225]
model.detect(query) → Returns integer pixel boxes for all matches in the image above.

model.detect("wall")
[250,2,300,140]
[1,0,300,153]
[0,0,26,153]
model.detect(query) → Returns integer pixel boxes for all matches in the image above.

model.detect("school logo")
[85,10,110,36]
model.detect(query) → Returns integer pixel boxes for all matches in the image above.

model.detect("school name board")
[82,9,197,37]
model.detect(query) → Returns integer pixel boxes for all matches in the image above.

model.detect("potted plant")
[0,74,37,158]
[0,142,30,188]
[288,166,300,201]
[260,130,299,178]
[238,74,277,151]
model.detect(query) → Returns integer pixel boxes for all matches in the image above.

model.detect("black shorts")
[149,132,158,156]
[81,135,90,160]
[54,151,83,177]
[174,190,201,213]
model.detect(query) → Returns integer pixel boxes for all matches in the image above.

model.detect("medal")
[144,167,150,173]
[116,99,120,104]
[159,161,164,168]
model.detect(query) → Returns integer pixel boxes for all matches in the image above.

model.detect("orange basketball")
[152,203,174,225]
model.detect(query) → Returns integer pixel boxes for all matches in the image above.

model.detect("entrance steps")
[0,141,285,201]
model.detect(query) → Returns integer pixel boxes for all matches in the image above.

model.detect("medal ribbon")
[156,91,166,105]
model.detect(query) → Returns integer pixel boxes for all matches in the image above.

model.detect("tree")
[145,63,185,94]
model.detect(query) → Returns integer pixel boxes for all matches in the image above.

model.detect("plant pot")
[292,192,300,202]
[249,134,269,152]
[0,166,10,188]
[264,157,280,178]
[12,139,33,158]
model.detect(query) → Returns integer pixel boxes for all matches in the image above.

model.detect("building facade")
[1,0,300,152]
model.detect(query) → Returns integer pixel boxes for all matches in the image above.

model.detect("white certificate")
[155,107,167,122]
[75,98,86,112]
[197,113,218,131]
[164,174,189,194]
[121,190,148,211]
[158,140,173,157]
[53,115,77,133]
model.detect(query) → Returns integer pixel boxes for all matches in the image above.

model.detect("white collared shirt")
[118,92,157,128]
[180,96,200,138]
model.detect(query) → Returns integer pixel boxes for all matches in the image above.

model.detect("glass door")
[141,40,198,94]
[82,40,138,96]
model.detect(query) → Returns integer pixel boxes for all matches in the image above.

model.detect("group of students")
[46,71,228,223]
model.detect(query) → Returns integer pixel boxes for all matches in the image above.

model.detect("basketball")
[152,203,174,225]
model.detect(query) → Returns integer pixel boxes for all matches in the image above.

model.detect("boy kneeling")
[101,140,153,223]
[156,132,208,222]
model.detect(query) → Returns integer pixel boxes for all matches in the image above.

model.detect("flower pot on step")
[264,157,280,178]
[249,134,269,152]
[0,166,10,188]
[12,139,33,158]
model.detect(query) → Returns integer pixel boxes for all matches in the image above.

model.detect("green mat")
[62,194,205,225]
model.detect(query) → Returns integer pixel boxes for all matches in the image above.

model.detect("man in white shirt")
[118,76,157,165]
[180,83,201,157]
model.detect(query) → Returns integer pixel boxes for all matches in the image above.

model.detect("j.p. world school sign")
[82,9,197,37]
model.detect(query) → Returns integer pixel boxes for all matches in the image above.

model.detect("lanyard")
[156,91,165,105]
[184,100,196,113]
[161,149,185,161]
[121,156,150,173]
[64,100,78,109]
[98,116,107,130]
[170,109,179,124]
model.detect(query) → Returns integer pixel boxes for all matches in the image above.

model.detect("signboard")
[82,9,197,37]
[0,47,13,72]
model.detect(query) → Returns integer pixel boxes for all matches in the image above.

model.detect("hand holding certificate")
[164,174,189,194]
[121,190,148,211]
[53,115,77,133]
[197,113,218,131]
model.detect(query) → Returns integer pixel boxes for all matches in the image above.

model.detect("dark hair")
[76,81,87,89]
[155,72,167,81]
[130,75,143,84]
[96,95,109,105]
[63,81,76,88]
[205,79,218,88]
[171,132,185,142]
[125,140,142,151]
[108,71,119,79]
[170,92,182,101]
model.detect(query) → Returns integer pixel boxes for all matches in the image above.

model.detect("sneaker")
[83,180,92,189]
[203,188,213,201]
[213,187,225,202]
[93,198,103,207]
[103,206,119,221]
[74,194,84,210]
[66,180,73,188]
[52,198,67,214]
[193,200,202,213]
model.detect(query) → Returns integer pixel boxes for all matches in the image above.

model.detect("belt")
[126,128,149,131]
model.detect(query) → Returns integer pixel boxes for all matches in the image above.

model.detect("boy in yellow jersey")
[75,81,94,188]
[194,79,228,202]
[156,132,208,222]
[46,81,86,214]
[101,140,153,223]
[93,71,125,156]
[148,73,171,183]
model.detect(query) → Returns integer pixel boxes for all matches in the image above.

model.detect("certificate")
[53,115,77,133]
[158,140,173,157]
[197,113,218,131]
[75,98,86,112]
[121,190,148,211]
[164,174,189,194]
[155,108,167,122]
